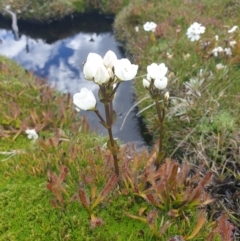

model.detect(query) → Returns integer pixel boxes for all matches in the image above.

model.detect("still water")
[0,13,152,148]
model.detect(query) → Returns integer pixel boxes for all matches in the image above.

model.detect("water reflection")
[0,14,152,148]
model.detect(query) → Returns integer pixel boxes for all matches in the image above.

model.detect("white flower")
[114,59,138,81]
[73,87,96,111]
[215,35,219,41]
[228,25,238,33]
[142,78,150,88]
[211,46,223,57]
[216,63,225,70]
[147,63,168,80]
[229,40,237,47]
[5,5,11,10]
[143,22,157,32]
[25,128,38,141]
[83,51,117,85]
[224,47,232,56]
[186,22,206,42]
[154,77,168,90]
[146,63,168,90]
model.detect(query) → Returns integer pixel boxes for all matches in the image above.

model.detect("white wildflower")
[186,22,206,42]
[211,46,223,57]
[143,22,157,32]
[216,63,225,70]
[25,128,38,141]
[229,40,237,47]
[228,26,238,33]
[224,47,232,56]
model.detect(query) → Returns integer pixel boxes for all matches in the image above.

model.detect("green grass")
[0,0,130,22]
[0,176,148,241]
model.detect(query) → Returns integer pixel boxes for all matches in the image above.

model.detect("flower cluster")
[186,22,206,42]
[143,22,157,32]
[73,50,138,111]
[143,63,168,90]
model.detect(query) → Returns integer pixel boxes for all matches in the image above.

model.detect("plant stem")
[155,100,165,168]
[104,102,119,175]
[94,110,105,124]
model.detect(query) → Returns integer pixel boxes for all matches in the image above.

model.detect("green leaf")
[111,110,117,125]
[98,88,104,100]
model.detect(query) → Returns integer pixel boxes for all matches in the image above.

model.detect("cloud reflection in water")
[0,27,147,148]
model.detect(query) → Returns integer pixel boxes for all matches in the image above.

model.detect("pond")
[0,13,152,148]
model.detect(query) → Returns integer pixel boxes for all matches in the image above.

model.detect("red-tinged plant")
[122,157,214,218]
[46,164,69,209]
[73,173,118,227]
[206,213,235,241]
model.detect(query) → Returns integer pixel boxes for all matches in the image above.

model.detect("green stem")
[155,100,165,168]
[104,102,119,176]
[94,110,105,124]
[109,82,120,100]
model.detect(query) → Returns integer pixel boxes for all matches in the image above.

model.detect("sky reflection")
[0,23,149,148]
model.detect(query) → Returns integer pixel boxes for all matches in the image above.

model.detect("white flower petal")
[83,61,98,80]
[143,78,150,88]
[103,50,117,69]
[73,88,96,111]
[86,53,103,63]
[94,64,110,85]
[114,59,138,81]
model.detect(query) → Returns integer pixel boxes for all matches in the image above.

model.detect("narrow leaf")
[186,215,206,240]
[78,184,90,211]
[91,174,118,210]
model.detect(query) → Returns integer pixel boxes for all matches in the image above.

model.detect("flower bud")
[143,78,150,88]
[164,92,169,101]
